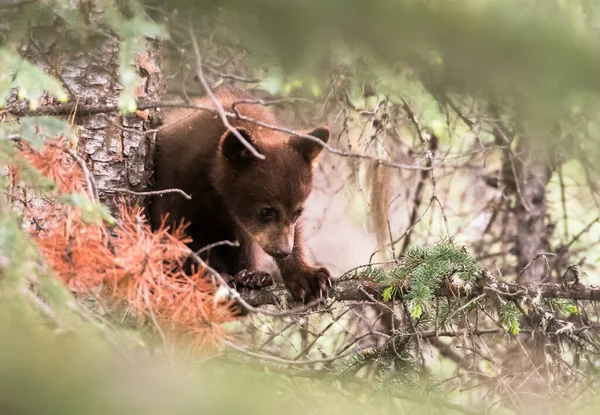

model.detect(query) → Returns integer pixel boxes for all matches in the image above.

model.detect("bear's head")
[213,125,330,259]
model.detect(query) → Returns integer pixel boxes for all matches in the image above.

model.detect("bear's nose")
[273,249,291,259]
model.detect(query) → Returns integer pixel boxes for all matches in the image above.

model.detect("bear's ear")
[220,128,257,167]
[290,126,330,164]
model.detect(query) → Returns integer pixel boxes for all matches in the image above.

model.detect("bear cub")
[151,87,332,302]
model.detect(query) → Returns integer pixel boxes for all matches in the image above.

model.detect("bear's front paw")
[230,269,274,289]
[284,266,333,303]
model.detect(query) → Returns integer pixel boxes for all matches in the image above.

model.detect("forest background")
[1,1,600,414]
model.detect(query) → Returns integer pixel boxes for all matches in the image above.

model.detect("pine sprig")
[362,241,481,319]
[550,298,579,316]
[498,302,521,335]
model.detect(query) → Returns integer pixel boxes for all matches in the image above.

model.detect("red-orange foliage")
[20,138,234,353]
[36,208,113,291]
[22,141,87,194]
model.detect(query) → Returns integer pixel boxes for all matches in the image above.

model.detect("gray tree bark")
[489,106,554,283]
[16,2,162,213]
[514,140,553,282]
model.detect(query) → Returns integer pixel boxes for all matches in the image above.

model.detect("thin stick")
[222,339,359,366]
[6,100,433,171]
[106,187,192,200]
[196,239,240,254]
[188,25,265,160]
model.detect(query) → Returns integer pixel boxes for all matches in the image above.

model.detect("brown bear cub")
[150,87,332,302]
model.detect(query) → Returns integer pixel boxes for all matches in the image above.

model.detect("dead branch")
[106,187,192,200]
[4,100,434,171]
[188,25,265,160]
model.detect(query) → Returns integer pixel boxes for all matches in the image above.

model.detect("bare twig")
[231,97,313,117]
[399,128,439,252]
[518,252,557,279]
[106,187,192,200]
[202,64,261,83]
[19,287,59,322]
[196,239,240,254]
[5,100,434,171]
[64,148,98,201]
[222,339,360,366]
[143,289,173,364]
[566,216,600,250]
[188,25,265,160]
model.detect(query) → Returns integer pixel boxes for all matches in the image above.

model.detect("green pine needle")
[361,240,481,320]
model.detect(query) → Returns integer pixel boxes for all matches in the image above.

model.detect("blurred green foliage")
[1,1,600,413]
[0,297,458,415]
[158,0,600,117]
[0,50,68,110]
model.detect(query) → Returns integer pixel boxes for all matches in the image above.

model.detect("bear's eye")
[294,208,304,220]
[258,207,276,222]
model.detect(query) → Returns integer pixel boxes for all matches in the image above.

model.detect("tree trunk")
[19,2,162,214]
[489,105,554,283]
[514,140,553,282]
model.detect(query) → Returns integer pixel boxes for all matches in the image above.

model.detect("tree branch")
[239,277,600,309]
[4,100,433,171]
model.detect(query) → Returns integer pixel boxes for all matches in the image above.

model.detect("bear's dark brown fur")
[150,87,331,302]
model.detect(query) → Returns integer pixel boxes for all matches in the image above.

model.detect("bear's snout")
[272,248,292,259]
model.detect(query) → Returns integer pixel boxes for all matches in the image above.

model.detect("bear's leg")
[228,234,274,289]
[187,235,274,290]
[275,223,333,302]
[227,269,273,289]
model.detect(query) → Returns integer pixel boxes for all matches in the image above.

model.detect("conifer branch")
[239,277,600,308]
